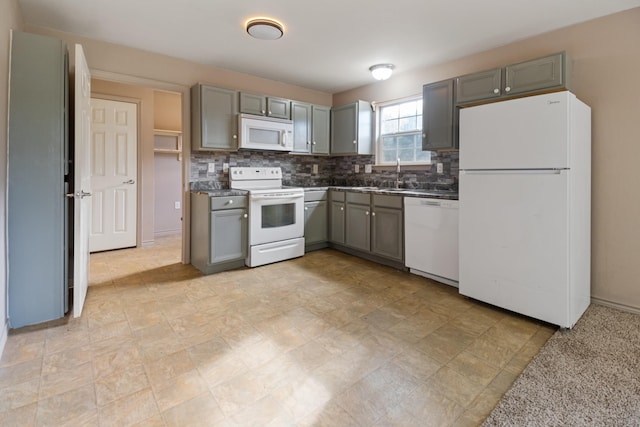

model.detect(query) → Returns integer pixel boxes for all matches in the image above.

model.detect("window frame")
[374,95,431,166]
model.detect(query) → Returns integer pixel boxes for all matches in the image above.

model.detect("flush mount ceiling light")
[369,63,395,81]
[246,17,285,40]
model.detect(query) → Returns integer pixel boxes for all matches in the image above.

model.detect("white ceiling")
[17,0,640,93]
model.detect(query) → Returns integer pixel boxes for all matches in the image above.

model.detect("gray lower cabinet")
[240,92,291,119]
[329,191,346,245]
[331,101,372,155]
[456,52,568,105]
[371,196,404,262]
[423,79,458,151]
[191,193,247,274]
[191,84,239,151]
[345,200,371,252]
[304,190,328,250]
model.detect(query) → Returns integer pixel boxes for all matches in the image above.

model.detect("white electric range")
[230,167,305,267]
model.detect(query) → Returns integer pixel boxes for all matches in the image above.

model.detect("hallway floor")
[0,235,555,426]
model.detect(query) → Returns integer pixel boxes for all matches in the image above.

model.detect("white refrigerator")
[458,91,591,328]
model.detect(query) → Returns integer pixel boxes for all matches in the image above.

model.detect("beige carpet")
[484,304,640,426]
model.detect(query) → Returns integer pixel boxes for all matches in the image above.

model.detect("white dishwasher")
[404,197,459,287]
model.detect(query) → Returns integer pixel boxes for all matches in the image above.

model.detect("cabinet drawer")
[330,190,345,202]
[210,196,247,210]
[305,190,328,202]
[373,194,402,209]
[346,192,370,205]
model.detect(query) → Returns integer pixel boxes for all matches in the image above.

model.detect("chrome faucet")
[395,158,402,188]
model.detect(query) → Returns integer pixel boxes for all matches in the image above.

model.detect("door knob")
[122,179,135,185]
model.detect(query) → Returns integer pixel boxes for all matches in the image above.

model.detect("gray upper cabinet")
[311,106,330,155]
[331,100,372,155]
[292,103,330,155]
[240,92,291,119]
[423,79,458,151]
[456,68,502,104]
[505,52,567,96]
[191,84,239,151]
[456,52,569,105]
[292,102,313,153]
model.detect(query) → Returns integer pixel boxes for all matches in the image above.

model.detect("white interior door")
[73,45,92,317]
[90,98,137,252]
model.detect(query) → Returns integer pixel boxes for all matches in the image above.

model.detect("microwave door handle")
[280,130,286,147]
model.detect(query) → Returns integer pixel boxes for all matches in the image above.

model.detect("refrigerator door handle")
[461,168,566,175]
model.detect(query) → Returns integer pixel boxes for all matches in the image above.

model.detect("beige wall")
[335,8,640,311]
[1,0,23,348]
[153,91,182,131]
[92,79,157,245]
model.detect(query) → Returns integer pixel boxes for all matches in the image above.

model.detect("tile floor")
[0,235,556,426]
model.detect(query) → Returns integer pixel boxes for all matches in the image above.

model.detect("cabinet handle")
[365,211,369,216]
[312,141,316,145]
[261,110,266,114]
[306,141,310,145]
[340,207,344,211]
[228,200,233,205]
[422,133,427,139]
[304,207,308,211]
[372,212,376,217]
[268,111,272,115]
[353,140,357,145]
[233,135,237,139]
[493,88,499,94]
[505,86,511,93]
[243,213,248,218]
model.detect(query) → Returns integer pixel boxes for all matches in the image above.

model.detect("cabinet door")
[331,102,358,154]
[267,97,291,119]
[312,106,330,155]
[193,85,238,151]
[330,201,345,244]
[304,201,328,245]
[346,203,370,251]
[292,102,312,153]
[505,53,565,96]
[240,92,267,115]
[210,208,247,263]
[456,68,502,104]
[371,207,403,261]
[422,79,458,151]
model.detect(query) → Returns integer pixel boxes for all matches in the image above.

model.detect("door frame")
[90,94,141,249]
[90,70,191,263]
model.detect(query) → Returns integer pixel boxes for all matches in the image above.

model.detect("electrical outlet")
[174,201,181,210]
[437,163,444,174]
[312,164,318,174]
[365,164,372,174]
[223,163,229,173]
[207,163,216,174]
[354,164,360,173]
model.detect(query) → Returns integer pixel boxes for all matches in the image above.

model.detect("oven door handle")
[250,193,304,200]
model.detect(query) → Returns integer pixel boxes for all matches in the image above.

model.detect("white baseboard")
[591,297,640,315]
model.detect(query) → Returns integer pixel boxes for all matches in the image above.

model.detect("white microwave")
[238,114,294,151]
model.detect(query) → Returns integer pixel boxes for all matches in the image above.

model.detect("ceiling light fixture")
[246,17,285,40]
[369,64,395,81]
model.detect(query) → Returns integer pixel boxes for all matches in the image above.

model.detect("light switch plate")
[437,163,444,174]
[174,201,181,210]
[207,163,216,174]
[365,164,372,173]
[223,163,229,173]
[354,164,360,173]
[312,164,318,174]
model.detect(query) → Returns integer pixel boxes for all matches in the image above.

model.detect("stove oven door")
[249,192,304,245]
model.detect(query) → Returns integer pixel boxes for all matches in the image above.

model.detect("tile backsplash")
[190,150,458,191]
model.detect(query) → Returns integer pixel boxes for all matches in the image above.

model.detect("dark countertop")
[192,187,458,200]
[191,189,248,197]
